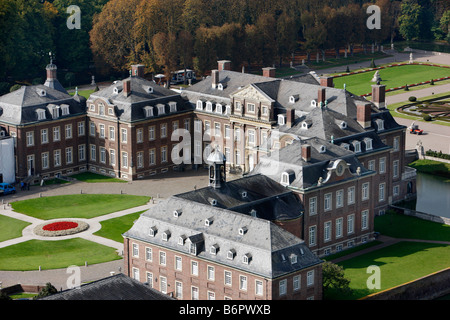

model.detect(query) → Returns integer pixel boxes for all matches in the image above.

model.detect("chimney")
[318,88,326,106]
[286,109,295,128]
[46,64,57,81]
[218,60,231,71]
[371,84,386,109]
[131,64,145,78]
[211,69,219,89]
[357,104,372,129]
[262,67,276,78]
[301,144,311,162]
[320,77,334,88]
[123,79,131,97]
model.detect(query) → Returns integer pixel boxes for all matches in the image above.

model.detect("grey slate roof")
[0,85,86,125]
[175,174,303,221]
[40,274,174,300]
[250,138,372,191]
[123,196,321,278]
[88,76,191,123]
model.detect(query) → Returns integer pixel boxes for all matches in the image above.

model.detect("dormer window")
[61,104,70,116]
[375,119,384,131]
[169,102,177,113]
[208,198,217,206]
[289,95,299,103]
[215,104,222,114]
[162,230,171,241]
[238,226,248,235]
[144,86,154,94]
[340,143,350,150]
[37,88,46,97]
[143,106,154,118]
[302,120,312,129]
[173,209,182,217]
[319,145,326,153]
[206,101,213,112]
[36,109,46,121]
[48,105,60,119]
[340,121,347,129]
[218,83,225,90]
[227,249,236,260]
[241,191,247,198]
[210,244,219,255]
[205,217,213,226]
[113,87,119,94]
[250,209,257,217]
[364,138,373,151]
[352,140,361,153]
[149,226,157,237]
[243,253,252,264]
[178,235,186,245]
[157,104,165,115]
[311,100,317,107]
[290,254,298,264]
[277,114,286,125]
[196,100,203,110]
[225,105,231,115]
[281,172,290,186]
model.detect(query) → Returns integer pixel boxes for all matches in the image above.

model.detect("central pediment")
[231,84,275,104]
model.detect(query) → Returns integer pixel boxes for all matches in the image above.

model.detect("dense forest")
[0,0,449,90]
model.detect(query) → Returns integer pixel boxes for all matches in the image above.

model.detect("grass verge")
[11,194,150,220]
[0,238,121,271]
[94,210,145,243]
[71,172,127,183]
[408,159,450,180]
[0,215,31,242]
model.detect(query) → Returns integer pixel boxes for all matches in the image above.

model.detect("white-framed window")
[78,122,85,136]
[40,129,48,144]
[224,270,232,286]
[347,214,355,234]
[78,144,86,161]
[206,101,213,112]
[196,100,203,110]
[293,275,301,292]
[90,145,96,161]
[336,189,344,208]
[36,109,46,120]
[110,149,116,166]
[175,281,183,299]
[160,276,167,294]
[255,280,263,296]
[278,114,285,125]
[191,260,199,276]
[121,128,127,143]
[108,126,115,140]
[214,122,221,137]
[235,150,241,165]
[235,101,241,111]
[175,256,183,271]
[307,270,315,286]
[261,105,269,116]
[65,124,72,139]
[364,138,373,151]
[41,152,49,169]
[379,157,386,174]
[145,247,152,261]
[352,141,361,153]
[191,286,199,300]
[53,127,60,141]
[216,103,222,114]
[324,221,331,242]
[207,266,215,281]
[279,279,287,296]
[393,160,399,178]
[248,129,256,145]
[137,128,143,143]
[161,123,167,138]
[184,119,190,131]
[379,183,385,202]
[194,119,202,132]
[159,251,166,266]
[362,182,370,200]
[393,136,400,151]
[132,243,139,257]
[54,149,61,167]
[348,186,355,204]
[393,185,400,196]
[149,149,155,166]
[161,146,167,163]
[368,160,376,171]
[89,122,95,137]
[362,210,369,230]
[148,126,155,141]
[247,103,255,113]
[324,193,332,211]
[336,218,343,238]
[309,225,316,247]
[137,151,144,169]
[132,267,139,281]
[234,127,241,141]
[239,275,247,291]
[66,147,73,164]
[309,197,317,215]
[121,152,128,168]
[146,272,153,288]
[26,131,34,147]
[207,291,215,300]
[224,125,231,139]
[98,103,105,115]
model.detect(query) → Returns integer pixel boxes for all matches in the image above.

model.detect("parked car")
[0,183,16,195]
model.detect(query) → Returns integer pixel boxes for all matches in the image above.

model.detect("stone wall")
[362,267,450,300]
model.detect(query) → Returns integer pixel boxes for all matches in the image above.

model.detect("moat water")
[415,172,450,218]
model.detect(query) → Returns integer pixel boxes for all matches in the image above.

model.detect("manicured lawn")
[11,194,150,220]
[408,159,450,180]
[71,172,127,183]
[333,65,450,95]
[0,215,31,242]
[327,241,450,299]
[94,210,145,243]
[375,211,450,241]
[0,238,122,271]
[69,89,95,99]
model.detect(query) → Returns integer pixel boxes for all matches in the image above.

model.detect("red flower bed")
[43,221,78,231]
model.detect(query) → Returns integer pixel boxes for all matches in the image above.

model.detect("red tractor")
[409,122,423,135]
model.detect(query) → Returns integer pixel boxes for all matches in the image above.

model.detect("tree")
[34,282,57,299]
[254,14,277,67]
[322,262,351,298]
[399,0,423,41]
[152,32,178,80]
[276,12,298,66]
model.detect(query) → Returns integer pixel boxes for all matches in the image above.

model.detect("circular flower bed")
[34,220,89,237]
